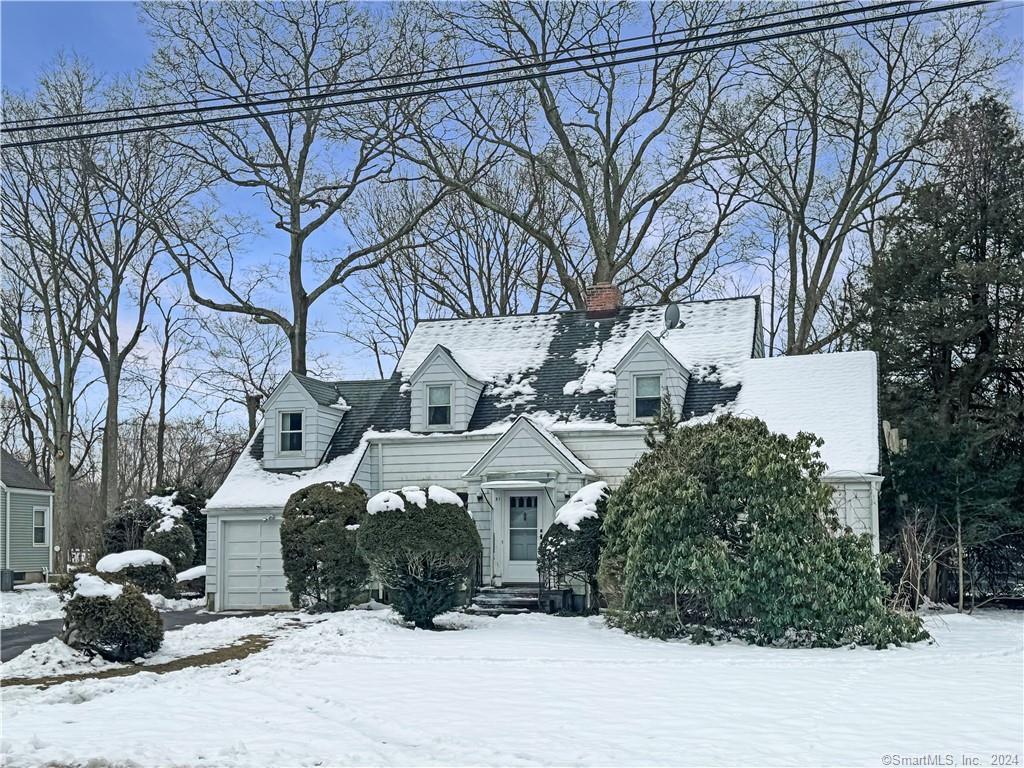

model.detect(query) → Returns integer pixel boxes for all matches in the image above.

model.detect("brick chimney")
[585,281,623,318]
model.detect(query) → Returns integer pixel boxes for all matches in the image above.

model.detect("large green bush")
[600,415,926,648]
[97,550,178,598]
[538,482,607,613]
[143,516,196,571]
[358,486,481,629]
[60,574,164,662]
[148,487,209,567]
[280,482,370,611]
[102,499,160,555]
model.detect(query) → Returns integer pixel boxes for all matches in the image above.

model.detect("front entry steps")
[466,586,540,616]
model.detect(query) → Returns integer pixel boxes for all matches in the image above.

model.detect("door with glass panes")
[504,493,540,583]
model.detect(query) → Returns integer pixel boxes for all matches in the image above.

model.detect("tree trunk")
[245,393,262,438]
[51,429,73,574]
[956,507,965,613]
[290,304,308,375]
[100,358,121,516]
[155,357,168,489]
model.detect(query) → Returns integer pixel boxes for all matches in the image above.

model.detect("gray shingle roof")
[251,300,752,465]
[1,449,52,491]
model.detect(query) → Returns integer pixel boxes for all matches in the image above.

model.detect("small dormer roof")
[614,331,689,375]
[408,344,481,385]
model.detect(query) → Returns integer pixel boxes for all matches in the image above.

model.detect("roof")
[732,351,879,476]
[291,372,346,407]
[0,450,52,491]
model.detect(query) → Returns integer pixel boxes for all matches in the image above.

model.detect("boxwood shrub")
[61,576,164,662]
[599,415,926,648]
[358,486,481,629]
[149,486,209,566]
[280,482,370,611]
[98,551,178,598]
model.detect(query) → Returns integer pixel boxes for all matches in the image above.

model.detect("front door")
[505,494,540,583]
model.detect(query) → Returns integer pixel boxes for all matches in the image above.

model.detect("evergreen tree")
[862,97,1024,608]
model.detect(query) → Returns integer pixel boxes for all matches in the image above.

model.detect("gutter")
[4,482,10,571]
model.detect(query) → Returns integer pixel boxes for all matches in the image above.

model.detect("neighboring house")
[206,288,882,611]
[1,449,54,583]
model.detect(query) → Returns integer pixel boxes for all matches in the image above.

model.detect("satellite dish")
[664,303,681,331]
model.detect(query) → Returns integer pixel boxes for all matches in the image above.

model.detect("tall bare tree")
[143,1,444,374]
[395,1,751,306]
[720,7,1007,353]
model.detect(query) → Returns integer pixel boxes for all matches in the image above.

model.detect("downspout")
[5,484,11,570]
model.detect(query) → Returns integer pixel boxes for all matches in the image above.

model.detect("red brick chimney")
[585,281,623,318]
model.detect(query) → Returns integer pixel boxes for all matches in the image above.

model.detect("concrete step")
[465,605,532,617]
[471,595,540,607]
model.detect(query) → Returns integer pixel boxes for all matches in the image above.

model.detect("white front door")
[222,519,289,610]
[504,493,540,583]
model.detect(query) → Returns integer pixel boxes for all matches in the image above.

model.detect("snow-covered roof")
[731,351,879,476]
[206,431,368,511]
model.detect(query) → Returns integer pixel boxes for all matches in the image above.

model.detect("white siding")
[614,337,689,425]
[261,376,342,470]
[408,349,483,432]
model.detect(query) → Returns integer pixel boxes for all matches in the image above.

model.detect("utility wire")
[0,0,994,150]
[3,0,919,134]
[1,0,859,129]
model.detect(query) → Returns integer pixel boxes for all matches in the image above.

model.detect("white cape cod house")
[204,291,882,611]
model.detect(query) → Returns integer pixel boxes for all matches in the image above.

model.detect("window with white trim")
[427,385,452,427]
[33,508,47,545]
[279,411,303,452]
[634,375,662,420]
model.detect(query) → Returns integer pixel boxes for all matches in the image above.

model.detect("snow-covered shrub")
[142,515,196,571]
[147,487,209,567]
[358,486,481,629]
[101,499,160,555]
[176,565,207,598]
[538,482,607,614]
[280,482,370,611]
[600,415,926,648]
[97,550,178,599]
[60,574,163,662]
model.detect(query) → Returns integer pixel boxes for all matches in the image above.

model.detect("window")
[634,375,662,419]
[32,508,46,546]
[279,411,303,452]
[427,385,452,427]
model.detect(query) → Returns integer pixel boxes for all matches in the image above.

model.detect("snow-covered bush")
[600,415,926,648]
[147,487,209,567]
[60,573,163,662]
[358,486,481,629]
[538,482,607,614]
[97,550,178,599]
[280,482,370,611]
[142,515,196,571]
[176,565,207,598]
[101,499,160,555]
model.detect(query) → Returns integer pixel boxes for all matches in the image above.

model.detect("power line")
[0,0,994,150]
[0,0,859,129]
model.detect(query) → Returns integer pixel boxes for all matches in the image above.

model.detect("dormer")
[613,332,690,425]
[408,345,483,432]
[260,372,347,470]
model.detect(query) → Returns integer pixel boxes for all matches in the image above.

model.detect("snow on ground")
[2,612,304,680]
[3,609,1021,767]
[0,584,62,629]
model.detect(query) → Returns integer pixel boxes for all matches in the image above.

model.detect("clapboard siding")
[205,515,218,593]
[376,436,493,488]
[559,431,649,487]
[1,487,51,573]
[352,443,378,493]
[614,337,689,424]
[262,377,343,470]
[408,350,483,432]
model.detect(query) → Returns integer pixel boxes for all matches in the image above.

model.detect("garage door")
[222,519,289,610]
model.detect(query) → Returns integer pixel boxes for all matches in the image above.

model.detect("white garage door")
[222,519,289,610]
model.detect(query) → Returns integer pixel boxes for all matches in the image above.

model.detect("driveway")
[1,609,265,662]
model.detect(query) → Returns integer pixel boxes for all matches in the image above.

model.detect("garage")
[221,518,290,610]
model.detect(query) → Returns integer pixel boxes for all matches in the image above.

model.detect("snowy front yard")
[2,609,1021,767]
[0,584,63,629]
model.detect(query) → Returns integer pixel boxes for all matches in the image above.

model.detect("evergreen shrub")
[143,516,196,571]
[61,576,164,662]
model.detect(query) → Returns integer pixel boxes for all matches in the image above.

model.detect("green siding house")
[1,449,53,583]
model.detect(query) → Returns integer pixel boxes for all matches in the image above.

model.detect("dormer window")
[427,385,452,427]
[280,411,303,452]
[634,375,662,419]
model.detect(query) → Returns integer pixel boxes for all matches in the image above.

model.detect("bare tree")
[395,1,751,306]
[720,7,1007,353]
[142,1,444,374]
[1,62,107,569]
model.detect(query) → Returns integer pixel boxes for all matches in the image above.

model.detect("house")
[205,289,882,611]
[1,449,54,583]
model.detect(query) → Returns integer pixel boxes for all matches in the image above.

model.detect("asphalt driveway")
[1,609,264,662]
